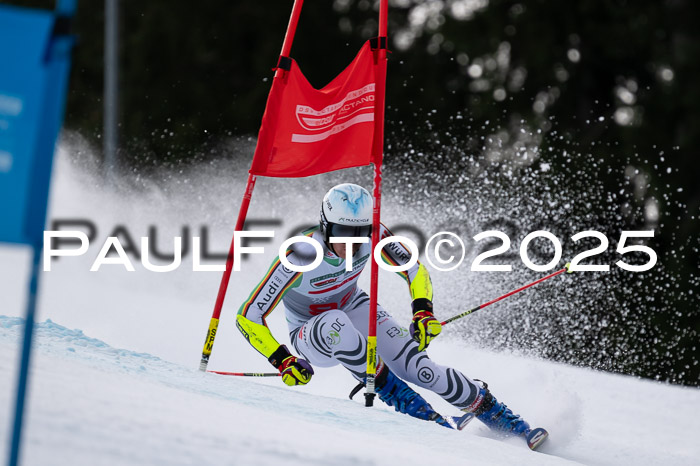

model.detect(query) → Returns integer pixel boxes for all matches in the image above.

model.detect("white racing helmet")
[320,183,373,244]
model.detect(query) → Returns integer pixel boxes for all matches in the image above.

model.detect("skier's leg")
[290,305,440,421]
[345,292,481,410]
[345,291,534,436]
[289,310,367,380]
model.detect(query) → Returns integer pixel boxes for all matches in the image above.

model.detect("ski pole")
[207,370,281,377]
[441,263,573,326]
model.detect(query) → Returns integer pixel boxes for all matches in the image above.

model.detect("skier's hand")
[269,344,314,386]
[410,299,441,351]
[279,355,314,386]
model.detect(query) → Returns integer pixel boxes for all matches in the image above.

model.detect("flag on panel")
[249,40,382,178]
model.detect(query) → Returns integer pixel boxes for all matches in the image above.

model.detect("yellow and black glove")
[269,344,314,386]
[410,298,442,352]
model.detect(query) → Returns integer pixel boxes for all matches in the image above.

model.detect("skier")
[236,183,547,449]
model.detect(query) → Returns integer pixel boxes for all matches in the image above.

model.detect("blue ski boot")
[374,366,440,422]
[472,386,530,436]
[466,380,549,450]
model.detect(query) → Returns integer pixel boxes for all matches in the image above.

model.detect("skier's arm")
[236,252,300,356]
[236,253,312,385]
[377,223,433,299]
[378,223,441,351]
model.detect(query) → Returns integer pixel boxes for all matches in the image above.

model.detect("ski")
[524,427,548,450]
[435,412,475,430]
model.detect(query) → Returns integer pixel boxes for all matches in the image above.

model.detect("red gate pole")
[199,0,305,371]
[199,174,257,371]
[365,0,389,406]
[277,0,304,74]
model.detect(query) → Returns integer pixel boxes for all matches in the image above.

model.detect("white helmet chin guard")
[320,183,373,243]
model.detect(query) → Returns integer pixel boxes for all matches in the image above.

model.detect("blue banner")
[0,3,76,465]
[0,3,74,246]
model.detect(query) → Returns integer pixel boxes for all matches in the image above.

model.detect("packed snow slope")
[2,316,699,466]
[1,142,699,465]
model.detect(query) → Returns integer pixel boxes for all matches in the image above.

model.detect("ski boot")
[349,364,440,422]
[374,365,440,421]
[467,381,548,450]
[348,366,475,430]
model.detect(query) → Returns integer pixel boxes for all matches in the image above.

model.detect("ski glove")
[269,344,314,386]
[410,298,442,352]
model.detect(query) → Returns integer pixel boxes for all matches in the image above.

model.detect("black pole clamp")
[370,36,388,50]
[275,55,293,71]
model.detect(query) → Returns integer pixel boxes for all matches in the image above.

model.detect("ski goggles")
[327,223,372,238]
